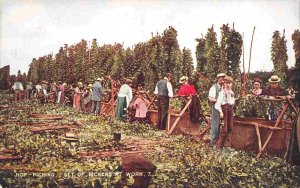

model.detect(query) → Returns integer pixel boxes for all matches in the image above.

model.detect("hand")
[220,111,224,119]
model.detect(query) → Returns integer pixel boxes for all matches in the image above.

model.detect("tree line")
[1,26,299,96]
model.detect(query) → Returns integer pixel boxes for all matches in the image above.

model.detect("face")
[224,81,232,89]
[253,82,261,89]
[217,77,225,85]
[270,82,279,89]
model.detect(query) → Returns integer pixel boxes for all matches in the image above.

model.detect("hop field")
[0,92,299,187]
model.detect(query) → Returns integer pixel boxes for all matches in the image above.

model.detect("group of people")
[11,72,295,149]
[209,73,295,148]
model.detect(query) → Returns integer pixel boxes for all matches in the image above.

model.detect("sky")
[0,0,299,75]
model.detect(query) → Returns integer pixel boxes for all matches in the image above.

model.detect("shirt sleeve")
[99,85,104,95]
[214,90,223,112]
[128,87,133,102]
[154,84,158,95]
[167,82,173,97]
[208,86,216,99]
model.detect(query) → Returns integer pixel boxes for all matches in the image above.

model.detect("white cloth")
[35,84,42,92]
[57,91,62,103]
[208,83,221,99]
[12,82,24,90]
[154,77,174,97]
[118,84,133,108]
[215,89,235,112]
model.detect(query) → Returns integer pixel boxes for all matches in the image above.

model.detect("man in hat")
[154,73,174,130]
[262,75,288,121]
[262,75,287,96]
[208,73,226,146]
[92,78,104,115]
[115,79,133,120]
[24,81,33,100]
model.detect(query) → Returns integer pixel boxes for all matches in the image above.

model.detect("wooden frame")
[256,97,298,159]
[167,98,192,134]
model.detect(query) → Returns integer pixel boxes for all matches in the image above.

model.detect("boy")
[215,76,235,148]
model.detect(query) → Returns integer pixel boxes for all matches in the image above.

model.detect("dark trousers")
[157,96,169,130]
[217,104,234,148]
[14,90,22,101]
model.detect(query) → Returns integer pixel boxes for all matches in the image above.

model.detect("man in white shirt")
[154,73,174,130]
[208,73,226,146]
[12,80,24,102]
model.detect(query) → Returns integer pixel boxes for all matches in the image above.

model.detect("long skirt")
[115,97,127,120]
[73,93,81,110]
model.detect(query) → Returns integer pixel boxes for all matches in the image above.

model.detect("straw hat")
[179,76,188,84]
[268,75,281,83]
[217,73,226,78]
[78,82,83,86]
[88,84,93,88]
[96,77,103,81]
[125,79,133,84]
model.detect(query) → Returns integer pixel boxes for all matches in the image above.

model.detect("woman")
[82,84,93,113]
[115,79,133,120]
[177,76,197,96]
[73,82,83,110]
[252,78,262,96]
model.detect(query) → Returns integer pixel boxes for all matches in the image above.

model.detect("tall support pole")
[242,32,246,96]
[247,26,256,77]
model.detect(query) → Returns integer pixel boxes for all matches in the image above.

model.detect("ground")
[0,91,300,187]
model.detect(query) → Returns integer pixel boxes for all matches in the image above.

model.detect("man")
[208,73,226,146]
[262,75,288,121]
[12,80,24,102]
[91,77,104,115]
[115,79,133,120]
[154,73,174,130]
[262,75,287,96]
[24,82,33,100]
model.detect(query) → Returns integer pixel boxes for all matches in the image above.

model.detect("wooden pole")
[255,124,262,153]
[248,26,256,76]
[242,32,246,96]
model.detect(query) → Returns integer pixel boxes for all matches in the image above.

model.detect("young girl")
[215,76,235,148]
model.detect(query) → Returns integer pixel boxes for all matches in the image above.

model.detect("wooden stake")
[248,26,256,76]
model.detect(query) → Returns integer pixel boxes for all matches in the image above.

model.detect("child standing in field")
[215,76,235,148]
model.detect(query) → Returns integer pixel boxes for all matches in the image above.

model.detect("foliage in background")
[292,29,300,103]
[0,65,10,90]
[271,30,288,87]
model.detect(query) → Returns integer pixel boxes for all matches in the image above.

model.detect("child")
[215,76,235,148]
[133,91,150,123]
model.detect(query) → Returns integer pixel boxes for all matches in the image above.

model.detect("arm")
[154,84,158,95]
[167,82,173,97]
[208,86,217,103]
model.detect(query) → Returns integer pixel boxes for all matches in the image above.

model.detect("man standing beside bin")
[208,73,226,146]
[154,73,174,130]
[91,77,104,115]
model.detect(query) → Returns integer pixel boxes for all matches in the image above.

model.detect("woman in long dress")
[115,79,133,120]
[73,82,83,110]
